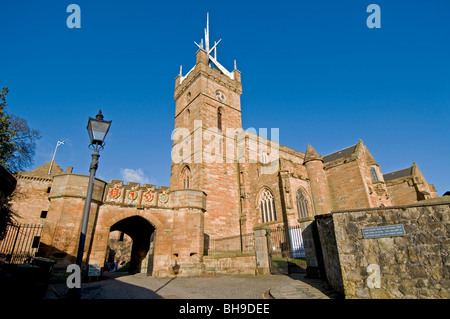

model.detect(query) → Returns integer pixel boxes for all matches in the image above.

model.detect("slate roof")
[323,144,358,163]
[383,166,413,181]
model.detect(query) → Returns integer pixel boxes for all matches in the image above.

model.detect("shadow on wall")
[36,215,156,280]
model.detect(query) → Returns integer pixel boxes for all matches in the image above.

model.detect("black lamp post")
[69,110,111,298]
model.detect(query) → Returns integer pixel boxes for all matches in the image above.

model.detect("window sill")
[298,216,315,223]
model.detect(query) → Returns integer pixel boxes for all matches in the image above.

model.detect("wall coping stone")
[316,199,450,219]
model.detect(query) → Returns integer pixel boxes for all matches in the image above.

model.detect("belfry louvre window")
[296,189,310,219]
[260,189,276,223]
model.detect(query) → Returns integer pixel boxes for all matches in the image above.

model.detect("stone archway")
[86,190,207,278]
[87,207,166,277]
[109,216,155,274]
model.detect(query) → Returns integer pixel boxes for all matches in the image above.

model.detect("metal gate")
[0,223,43,264]
[267,224,305,275]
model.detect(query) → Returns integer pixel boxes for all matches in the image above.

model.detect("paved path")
[47,272,342,299]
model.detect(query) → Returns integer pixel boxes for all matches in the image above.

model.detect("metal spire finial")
[191,13,234,80]
[205,12,210,53]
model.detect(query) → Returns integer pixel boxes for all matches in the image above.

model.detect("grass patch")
[289,258,306,265]
[272,258,288,268]
[272,257,306,265]
[116,262,130,272]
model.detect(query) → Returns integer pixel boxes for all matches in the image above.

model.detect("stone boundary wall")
[315,201,450,299]
[203,255,256,275]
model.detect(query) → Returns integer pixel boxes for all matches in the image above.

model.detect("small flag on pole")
[48,140,65,175]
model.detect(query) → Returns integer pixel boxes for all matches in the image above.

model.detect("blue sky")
[1,0,449,195]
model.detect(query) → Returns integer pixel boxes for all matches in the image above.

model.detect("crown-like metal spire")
[183,13,235,83]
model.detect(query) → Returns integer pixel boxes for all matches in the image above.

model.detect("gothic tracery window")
[296,189,310,219]
[182,166,191,189]
[259,189,276,223]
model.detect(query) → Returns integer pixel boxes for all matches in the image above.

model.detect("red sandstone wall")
[325,159,371,211]
[386,179,420,206]
[10,176,52,224]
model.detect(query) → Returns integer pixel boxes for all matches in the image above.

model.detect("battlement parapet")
[49,174,107,203]
[104,180,171,208]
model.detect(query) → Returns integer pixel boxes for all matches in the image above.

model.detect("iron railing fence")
[267,224,305,258]
[0,223,43,264]
[267,225,291,257]
[288,224,305,258]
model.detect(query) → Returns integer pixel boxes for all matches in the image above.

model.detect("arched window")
[296,189,310,219]
[181,166,191,189]
[185,109,190,127]
[259,189,276,223]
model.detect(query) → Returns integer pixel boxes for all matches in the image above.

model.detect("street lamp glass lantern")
[87,110,112,145]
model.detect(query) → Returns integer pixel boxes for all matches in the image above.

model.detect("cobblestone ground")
[46,272,342,299]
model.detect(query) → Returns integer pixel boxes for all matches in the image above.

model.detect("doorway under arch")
[108,216,156,275]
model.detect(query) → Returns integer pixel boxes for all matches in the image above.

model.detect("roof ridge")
[323,143,358,163]
[383,166,414,181]
[383,166,413,176]
[324,143,358,156]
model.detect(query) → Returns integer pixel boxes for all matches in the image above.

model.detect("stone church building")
[9,16,437,278]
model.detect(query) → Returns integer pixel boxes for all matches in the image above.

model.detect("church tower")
[170,14,243,238]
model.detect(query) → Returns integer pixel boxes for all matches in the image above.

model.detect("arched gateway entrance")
[108,216,155,274]
[42,174,207,278]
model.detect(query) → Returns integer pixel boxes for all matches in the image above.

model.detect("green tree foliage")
[0,87,40,172]
[0,201,16,240]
